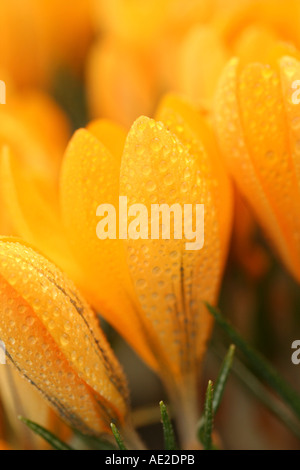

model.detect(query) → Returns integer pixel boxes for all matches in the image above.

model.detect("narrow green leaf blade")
[206,302,300,421]
[212,344,300,440]
[110,423,127,450]
[159,401,177,451]
[201,380,214,450]
[73,428,116,450]
[213,344,235,414]
[197,344,234,441]
[19,416,73,450]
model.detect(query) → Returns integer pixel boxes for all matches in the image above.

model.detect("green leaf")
[206,302,300,421]
[159,401,177,451]
[110,423,127,450]
[212,344,300,440]
[200,380,214,450]
[73,429,116,450]
[213,344,235,414]
[19,416,73,450]
[197,344,234,442]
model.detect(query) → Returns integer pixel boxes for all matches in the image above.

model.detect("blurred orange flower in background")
[214,51,300,283]
[0,91,70,239]
[0,0,94,89]
[87,0,300,127]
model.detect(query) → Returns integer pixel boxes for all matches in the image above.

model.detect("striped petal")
[0,238,129,436]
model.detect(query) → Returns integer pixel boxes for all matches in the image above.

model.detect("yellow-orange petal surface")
[60,128,157,369]
[120,115,230,383]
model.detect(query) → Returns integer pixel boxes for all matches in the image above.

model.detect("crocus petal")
[94,0,169,46]
[0,146,79,278]
[86,119,127,165]
[214,0,300,50]
[0,92,70,236]
[177,25,228,106]
[94,0,213,46]
[0,238,129,436]
[120,115,228,382]
[0,109,54,181]
[279,56,300,192]
[60,129,157,369]
[214,55,300,281]
[119,114,232,449]
[232,24,300,68]
[155,94,233,270]
[86,38,156,127]
[8,91,71,179]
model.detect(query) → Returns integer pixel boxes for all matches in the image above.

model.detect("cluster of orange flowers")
[1,0,300,450]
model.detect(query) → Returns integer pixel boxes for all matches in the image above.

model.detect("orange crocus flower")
[86,0,214,127]
[1,96,233,448]
[93,0,214,48]
[214,52,300,283]
[60,95,233,447]
[177,0,300,107]
[0,237,137,445]
[87,0,300,127]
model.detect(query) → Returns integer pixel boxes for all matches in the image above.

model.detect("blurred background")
[1,0,300,450]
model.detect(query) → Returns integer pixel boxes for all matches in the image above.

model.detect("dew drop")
[159,160,168,173]
[181,182,188,193]
[25,316,35,327]
[28,336,37,345]
[146,180,157,192]
[291,117,300,130]
[142,165,151,176]
[60,334,70,347]
[151,137,162,152]
[152,266,161,276]
[164,173,174,186]
[170,251,179,259]
[136,279,147,289]
[261,66,272,80]
[165,293,176,303]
